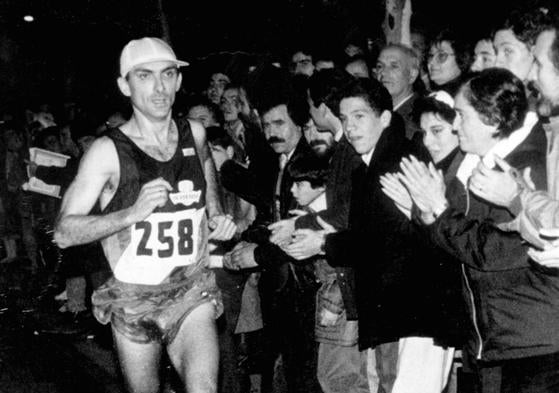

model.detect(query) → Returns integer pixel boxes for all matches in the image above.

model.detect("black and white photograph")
[1,0,559,392]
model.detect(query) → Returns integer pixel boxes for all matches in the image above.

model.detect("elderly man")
[469,18,559,266]
[375,43,422,141]
[54,37,236,393]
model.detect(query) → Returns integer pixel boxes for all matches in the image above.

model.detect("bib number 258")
[135,219,193,258]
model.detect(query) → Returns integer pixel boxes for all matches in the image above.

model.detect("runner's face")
[119,61,182,122]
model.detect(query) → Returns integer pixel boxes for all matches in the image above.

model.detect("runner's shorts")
[92,267,223,344]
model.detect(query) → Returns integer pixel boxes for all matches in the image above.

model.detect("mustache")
[267,136,286,144]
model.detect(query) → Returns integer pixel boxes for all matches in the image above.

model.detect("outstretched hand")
[268,218,297,246]
[282,229,326,260]
[209,214,237,240]
[223,241,258,270]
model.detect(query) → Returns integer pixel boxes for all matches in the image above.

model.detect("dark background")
[0,0,555,114]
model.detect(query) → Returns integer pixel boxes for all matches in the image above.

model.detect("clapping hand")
[397,156,447,223]
[380,172,412,219]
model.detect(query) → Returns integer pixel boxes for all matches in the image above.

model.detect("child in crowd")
[288,154,365,393]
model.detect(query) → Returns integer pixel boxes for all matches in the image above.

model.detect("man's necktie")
[274,154,288,221]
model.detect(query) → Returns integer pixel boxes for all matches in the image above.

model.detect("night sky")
[0,0,555,113]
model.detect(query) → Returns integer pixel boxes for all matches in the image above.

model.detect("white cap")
[119,37,189,78]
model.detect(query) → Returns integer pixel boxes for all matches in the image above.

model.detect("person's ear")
[117,77,131,97]
[408,67,419,84]
[175,72,183,92]
[380,110,392,129]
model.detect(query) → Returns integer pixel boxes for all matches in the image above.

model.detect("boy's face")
[209,143,234,170]
[290,180,324,207]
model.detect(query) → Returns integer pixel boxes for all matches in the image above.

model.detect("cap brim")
[175,60,189,67]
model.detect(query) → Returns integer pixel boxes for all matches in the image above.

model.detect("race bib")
[114,208,205,285]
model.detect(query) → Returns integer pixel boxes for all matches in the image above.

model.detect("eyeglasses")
[428,52,455,64]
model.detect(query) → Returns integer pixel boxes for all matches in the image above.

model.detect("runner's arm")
[54,137,135,248]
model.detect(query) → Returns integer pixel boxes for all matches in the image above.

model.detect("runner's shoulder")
[78,135,119,175]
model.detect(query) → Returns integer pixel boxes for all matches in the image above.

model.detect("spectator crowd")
[2,4,559,393]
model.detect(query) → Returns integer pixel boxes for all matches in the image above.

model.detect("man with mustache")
[222,89,323,392]
[54,37,237,393]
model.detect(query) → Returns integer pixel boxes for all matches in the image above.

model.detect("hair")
[336,77,393,116]
[460,68,527,138]
[381,43,420,73]
[313,46,340,67]
[430,29,471,73]
[258,76,310,127]
[206,126,234,149]
[413,96,457,125]
[186,95,224,125]
[500,7,553,47]
[288,154,330,188]
[308,68,352,111]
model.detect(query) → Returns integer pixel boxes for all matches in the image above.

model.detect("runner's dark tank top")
[101,120,208,285]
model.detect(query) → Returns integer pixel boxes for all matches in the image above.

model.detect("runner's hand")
[128,178,173,223]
